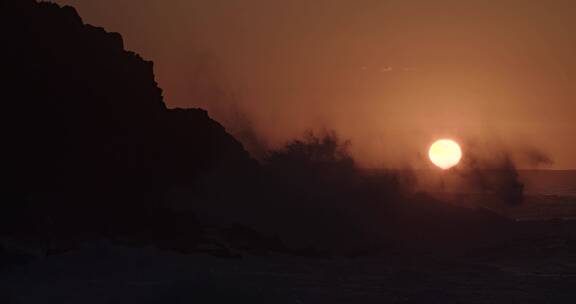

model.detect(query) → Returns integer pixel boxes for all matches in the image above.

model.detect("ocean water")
[399,170,576,220]
[520,170,576,197]
[404,170,576,197]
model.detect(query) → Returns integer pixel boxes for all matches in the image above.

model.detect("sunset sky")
[55,0,576,169]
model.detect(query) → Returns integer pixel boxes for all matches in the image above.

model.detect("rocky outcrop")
[0,0,256,241]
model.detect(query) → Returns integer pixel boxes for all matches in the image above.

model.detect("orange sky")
[56,0,576,169]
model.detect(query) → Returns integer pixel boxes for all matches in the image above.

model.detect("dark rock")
[0,0,256,249]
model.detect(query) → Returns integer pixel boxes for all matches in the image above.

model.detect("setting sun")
[428,139,462,170]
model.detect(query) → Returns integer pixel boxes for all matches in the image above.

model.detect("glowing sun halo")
[428,139,462,170]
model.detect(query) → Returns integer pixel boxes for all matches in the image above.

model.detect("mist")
[54,0,576,169]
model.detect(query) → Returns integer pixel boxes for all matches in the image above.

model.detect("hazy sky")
[55,0,576,168]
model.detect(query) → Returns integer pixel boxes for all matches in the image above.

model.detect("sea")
[370,169,576,221]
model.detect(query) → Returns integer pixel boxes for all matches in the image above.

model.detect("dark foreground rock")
[0,0,256,248]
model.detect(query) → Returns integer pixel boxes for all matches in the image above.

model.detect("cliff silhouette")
[0,0,256,250]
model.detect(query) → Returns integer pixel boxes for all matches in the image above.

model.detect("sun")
[428,139,462,170]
